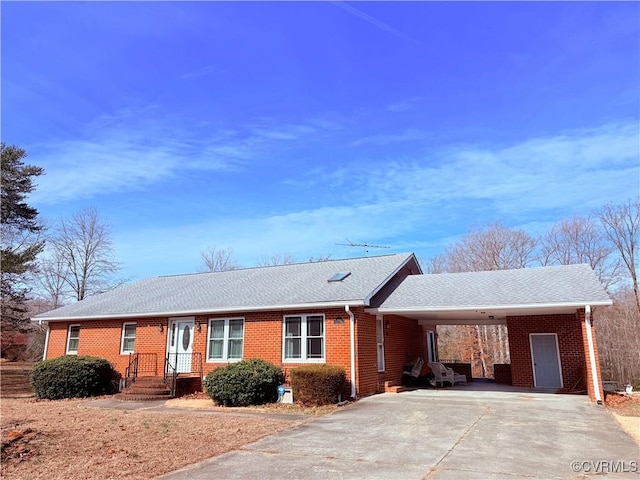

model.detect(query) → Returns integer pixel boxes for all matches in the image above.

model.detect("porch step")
[123,386,172,396]
[114,393,172,401]
[130,376,167,388]
[384,381,407,393]
[117,376,172,401]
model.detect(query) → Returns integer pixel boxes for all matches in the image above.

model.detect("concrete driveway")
[160,388,639,480]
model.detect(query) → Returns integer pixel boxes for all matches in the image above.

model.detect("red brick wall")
[577,309,605,402]
[196,308,353,384]
[507,312,591,397]
[45,307,356,390]
[46,318,168,375]
[355,312,424,397]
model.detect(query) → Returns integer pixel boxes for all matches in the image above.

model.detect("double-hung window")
[283,314,324,362]
[66,325,80,354]
[121,323,136,354]
[207,318,244,361]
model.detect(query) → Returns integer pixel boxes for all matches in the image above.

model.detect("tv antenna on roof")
[336,239,390,256]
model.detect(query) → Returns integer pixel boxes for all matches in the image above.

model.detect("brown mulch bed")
[605,392,640,417]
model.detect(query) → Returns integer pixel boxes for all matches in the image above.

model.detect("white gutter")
[584,305,603,405]
[345,305,357,399]
[34,300,366,322]
[42,323,50,361]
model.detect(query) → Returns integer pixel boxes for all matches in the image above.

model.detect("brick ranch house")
[33,253,612,403]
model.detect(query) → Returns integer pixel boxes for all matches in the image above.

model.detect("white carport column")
[584,305,603,405]
[345,305,357,399]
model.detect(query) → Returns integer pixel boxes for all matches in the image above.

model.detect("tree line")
[2,142,638,386]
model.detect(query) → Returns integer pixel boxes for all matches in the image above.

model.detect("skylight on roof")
[328,272,351,282]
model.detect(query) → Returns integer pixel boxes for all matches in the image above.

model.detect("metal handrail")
[124,353,159,389]
[164,352,203,397]
[124,353,138,388]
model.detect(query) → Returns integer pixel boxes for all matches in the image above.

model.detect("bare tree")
[420,254,448,274]
[34,248,69,308]
[308,254,332,263]
[255,252,297,267]
[445,222,537,272]
[199,246,240,272]
[426,222,534,377]
[596,289,640,386]
[538,215,620,291]
[50,207,121,301]
[597,198,640,313]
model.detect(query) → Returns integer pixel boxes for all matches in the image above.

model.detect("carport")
[368,264,613,403]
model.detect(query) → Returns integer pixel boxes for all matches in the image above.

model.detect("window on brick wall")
[207,318,244,361]
[121,323,136,354]
[283,314,324,362]
[66,325,80,354]
[376,317,385,372]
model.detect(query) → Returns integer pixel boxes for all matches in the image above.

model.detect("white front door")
[168,319,194,373]
[530,334,562,388]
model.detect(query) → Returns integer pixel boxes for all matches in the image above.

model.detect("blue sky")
[2,1,639,280]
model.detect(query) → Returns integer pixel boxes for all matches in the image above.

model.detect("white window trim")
[66,324,81,355]
[206,317,245,362]
[376,316,385,372]
[120,322,137,354]
[282,314,325,363]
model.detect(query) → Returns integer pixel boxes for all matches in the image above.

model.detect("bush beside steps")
[30,355,118,400]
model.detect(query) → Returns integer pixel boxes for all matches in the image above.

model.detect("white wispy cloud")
[386,96,422,113]
[30,108,338,204]
[285,121,638,227]
[180,65,218,80]
[115,200,415,277]
[69,118,638,279]
[333,2,420,45]
[350,129,429,147]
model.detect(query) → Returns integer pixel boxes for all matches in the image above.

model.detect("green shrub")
[30,355,118,400]
[203,359,285,407]
[290,365,346,406]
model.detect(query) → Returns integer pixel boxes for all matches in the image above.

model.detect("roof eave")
[363,253,421,306]
[33,300,367,322]
[368,299,613,314]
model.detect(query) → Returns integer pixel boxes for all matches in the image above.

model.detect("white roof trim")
[368,299,613,314]
[37,300,365,322]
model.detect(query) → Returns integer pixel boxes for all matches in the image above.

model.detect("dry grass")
[0,361,315,480]
[1,397,307,479]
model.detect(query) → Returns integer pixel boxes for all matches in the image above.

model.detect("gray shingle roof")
[34,253,416,321]
[376,264,612,311]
